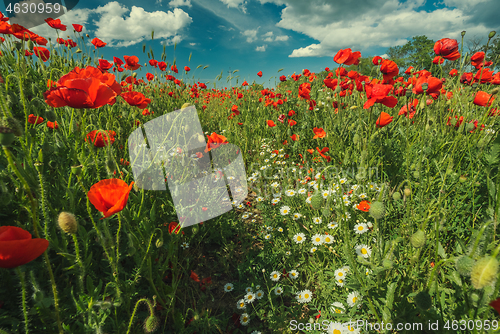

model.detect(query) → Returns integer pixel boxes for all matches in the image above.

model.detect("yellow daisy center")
[338,272,343,276]
[361,248,367,254]
[304,293,310,299]
[358,226,363,230]
[334,330,341,334]
[335,309,341,313]
[352,297,358,303]
[297,236,302,241]
[227,286,231,290]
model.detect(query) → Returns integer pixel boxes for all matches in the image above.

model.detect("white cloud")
[242,28,259,43]
[273,0,496,57]
[220,0,248,13]
[256,45,267,52]
[262,31,274,42]
[169,0,192,7]
[189,42,198,46]
[29,6,92,42]
[275,35,289,41]
[91,2,192,47]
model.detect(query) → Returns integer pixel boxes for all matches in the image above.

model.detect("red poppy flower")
[290,134,299,141]
[45,17,66,31]
[313,127,326,139]
[0,226,49,269]
[334,48,361,65]
[316,147,330,162]
[398,99,418,119]
[432,56,444,64]
[85,130,116,147]
[149,59,158,68]
[449,69,458,77]
[434,38,460,61]
[376,112,393,128]
[372,56,383,65]
[91,37,107,49]
[72,24,83,32]
[380,60,399,81]
[475,68,493,84]
[171,65,178,73]
[205,132,228,152]
[363,83,398,109]
[24,49,33,56]
[471,51,485,69]
[257,71,263,77]
[357,200,371,212]
[123,55,141,70]
[28,114,44,125]
[145,73,154,81]
[168,222,182,234]
[44,66,121,109]
[280,75,287,82]
[87,179,134,219]
[121,91,151,109]
[288,119,297,126]
[489,298,500,316]
[412,75,442,99]
[184,66,190,72]
[98,59,113,72]
[47,121,58,129]
[33,47,50,61]
[298,82,311,100]
[473,91,495,107]
[267,120,276,127]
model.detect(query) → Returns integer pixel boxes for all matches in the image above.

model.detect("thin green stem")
[16,267,29,334]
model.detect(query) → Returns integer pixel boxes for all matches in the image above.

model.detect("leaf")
[86,276,94,295]
[438,242,447,259]
[385,281,397,311]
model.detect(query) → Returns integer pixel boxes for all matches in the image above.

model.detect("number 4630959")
[5,2,61,14]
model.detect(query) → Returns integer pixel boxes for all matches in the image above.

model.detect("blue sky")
[3,0,500,88]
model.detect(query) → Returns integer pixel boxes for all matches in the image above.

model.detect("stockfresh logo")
[128,105,248,229]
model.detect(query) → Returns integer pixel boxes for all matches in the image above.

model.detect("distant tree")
[385,35,436,72]
[484,37,500,70]
[344,57,377,77]
[465,35,486,56]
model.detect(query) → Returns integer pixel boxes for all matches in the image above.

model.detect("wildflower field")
[1,14,500,334]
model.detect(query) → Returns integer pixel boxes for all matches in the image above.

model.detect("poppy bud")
[404,188,411,197]
[392,192,401,201]
[489,31,496,39]
[71,165,82,175]
[471,256,498,289]
[369,201,385,220]
[86,34,90,38]
[459,175,467,183]
[58,211,78,234]
[197,134,205,143]
[27,40,33,50]
[310,191,324,210]
[46,109,57,122]
[461,30,466,37]
[132,72,137,78]
[0,127,15,146]
[106,157,115,172]
[155,238,163,248]
[414,291,432,310]
[456,255,475,277]
[410,230,426,248]
[143,314,159,333]
[491,87,499,96]
[0,117,23,137]
[353,133,360,145]
[151,30,154,40]
[421,83,428,91]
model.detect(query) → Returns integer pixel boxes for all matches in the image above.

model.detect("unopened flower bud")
[461,31,466,37]
[144,314,159,333]
[421,83,428,91]
[471,256,498,289]
[489,31,496,39]
[456,255,475,277]
[58,211,78,234]
[392,192,401,201]
[410,230,426,248]
[369,201,385,220]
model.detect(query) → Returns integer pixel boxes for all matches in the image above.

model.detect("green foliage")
[386,35,436,71]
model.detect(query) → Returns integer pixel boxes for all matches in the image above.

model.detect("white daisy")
[330,302,345,314]
[297,289,312,303]
[240,313,250,326]
[264,234,271,240]
[313,217,322,224]
[298,188,307,194]
[310,247,317,253]
[224,283,234,292]
[323,234,334,244]
[181,242,189,249]
[322,190,330,198]
[334,268,346,279]
[293,233,306,244]
[285,189,296,197]
[270,271,281,281]
[274,286,283,295]
[285,251,291,256]
[271,198,281,204]
[278,227,283,232]
[256,197,264,202]
[244,292,256,304]
[344,322,361,333]
[358,193,367,199]
[280,206,291,215]
[237,299,246,309]
[328,222,338,229]
[242,213,250,219]
[355,244,371,258]
[311,234,324,246]
[260,165,267,170]
[353,223,368,235]
[326,322,345,334]
[245,287,253,293]
[289,270,299,280]
[293,213,303,220]
[335,277,344,287]
[339,178,347,184]
[255,290,264,299]
[305,197,312,204]
[271,182,279,188]
[366,221,373,228]
[347,291,362,308]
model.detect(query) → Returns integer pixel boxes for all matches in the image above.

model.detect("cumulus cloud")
[272,0,499,57]
[220,0,248,13]
[275,35,289,41]
[256,45,266,51]
[169,0,192,7]
[91,2,192,47]
[262,31,274,42]
[242,28,259,43]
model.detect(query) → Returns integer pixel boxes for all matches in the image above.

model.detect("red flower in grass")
[432,56,444,64]
[184,66,190,72]
[288,119,297,126]
[299,82,311,100]
[398,99,418,119]
[357,200,371,212]
[168,222,184,235]
[28,114,44,125]
[124,55,141,70]
[471,51,485,69]
[47,121,58,129]
[380,60,399,81]
[257,71,263,77]
[267,120,276,127]
[376,112,393,128]
[489,298,500,316]
[44,66,121,109]
[449,69,458,77]
[434,38,460,61]
[33,47,50,61]
[85,130,116,147]
[171,65,178,73]
[87,179,134,219]
[121,91,151,109]
[146,73,154,81]
[91,37,107,49]
[0,226,49,269]
[98,59,113,72]
[473,91,495,107]
[363,83,398,109]
[316,147,331,162]
[413,75,442,99]
[190,270,200,282]
[205,132,228,152]
[45,18,66,31]
[313,127,326,139]
[72,24,83,32]
[290,134,299,141]
[334,48,361,65]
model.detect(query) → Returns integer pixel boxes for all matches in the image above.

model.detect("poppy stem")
[16,267,29,334]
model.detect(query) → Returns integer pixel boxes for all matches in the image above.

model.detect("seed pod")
[310,191,324,210]
[471,256,499,289]
[456,255,475,277]
[392,192,401,201]
[410,230,426,248]
[404,188,411,197]
[369,201,385,220]
[58,212,78,234]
